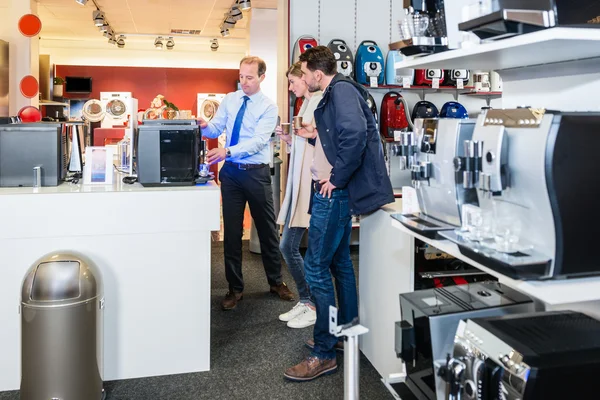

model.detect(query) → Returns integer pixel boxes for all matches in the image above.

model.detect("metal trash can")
[20,251,105,400]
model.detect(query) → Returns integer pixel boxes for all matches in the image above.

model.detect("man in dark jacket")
[284,46,394,382]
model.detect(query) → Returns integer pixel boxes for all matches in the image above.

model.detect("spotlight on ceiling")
[92,10,105,26]
[222,14,236,29]
[116,35,125,48]
[237,0,251,11]
[99,23,109,32]
[103,28,114,38]
[75,0,88,5]
[220,25,230,37]
[108,37,117,45]
[154,37,164,50]
[210,38,219,52]
[166,37,175,50]
[229,6,243,21]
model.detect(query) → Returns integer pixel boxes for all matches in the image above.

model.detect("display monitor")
[65,77,92,93]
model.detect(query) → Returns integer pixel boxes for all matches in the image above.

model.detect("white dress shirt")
[201,89,278,165]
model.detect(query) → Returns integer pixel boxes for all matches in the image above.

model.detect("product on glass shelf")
[327,38,354,80]
[355,40,385,85]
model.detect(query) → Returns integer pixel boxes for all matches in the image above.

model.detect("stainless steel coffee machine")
[395,282,534,400]
[445,311,600,400]
[441,109,600,280]
[393,118,477,238]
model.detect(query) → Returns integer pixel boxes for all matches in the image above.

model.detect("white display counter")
[0,178,220,391]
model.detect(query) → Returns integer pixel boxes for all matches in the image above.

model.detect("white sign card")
[84,146,114,185]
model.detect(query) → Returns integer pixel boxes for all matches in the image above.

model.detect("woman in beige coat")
[275,62,323,329]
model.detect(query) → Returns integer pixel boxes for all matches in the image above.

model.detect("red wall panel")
[55,65,238,115]
[55,65,239,178]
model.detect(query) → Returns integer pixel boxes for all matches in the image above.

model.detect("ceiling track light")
[237,0,251,11]
[116,35,125,48]
[223,13,237,28]
[220,26,230,37]
[99,23,109,32]
[165,37,175,50]
[229,6,243,21]
[92,10,105,26]
[210,38,219,52]
[75,0,88,5]
[154,36,164,49]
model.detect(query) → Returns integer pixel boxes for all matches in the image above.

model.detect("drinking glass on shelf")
[493,200,522,253]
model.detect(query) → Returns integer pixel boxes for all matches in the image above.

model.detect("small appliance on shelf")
[459,0,600,41]
[392,2,449,57]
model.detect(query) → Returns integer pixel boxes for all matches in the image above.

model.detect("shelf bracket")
[486,96,492,107]
[453,89,459,101]
[418,89,426,101]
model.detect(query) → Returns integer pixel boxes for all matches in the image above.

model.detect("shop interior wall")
[249,8,278,103]
[289,0,501,119]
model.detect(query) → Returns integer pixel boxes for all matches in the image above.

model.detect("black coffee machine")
[137,119,200,187]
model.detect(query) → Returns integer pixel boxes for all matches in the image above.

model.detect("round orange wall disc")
[20,75,39,98]
[18,14,42,37]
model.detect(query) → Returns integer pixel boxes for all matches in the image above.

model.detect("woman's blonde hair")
[286,62,303,78]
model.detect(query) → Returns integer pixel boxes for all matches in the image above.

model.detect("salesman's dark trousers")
[219,162,283,293]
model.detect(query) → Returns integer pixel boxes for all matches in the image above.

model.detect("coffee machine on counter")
[395,282,534,400]
[459,0,600,41]
[137,119,201,187]
[393,118,478,238]
[445,311,600,400]
[440,109,600,280]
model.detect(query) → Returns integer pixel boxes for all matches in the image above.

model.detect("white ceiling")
[36,0,277,43]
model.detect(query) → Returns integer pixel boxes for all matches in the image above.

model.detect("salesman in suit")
[199,56,294,310]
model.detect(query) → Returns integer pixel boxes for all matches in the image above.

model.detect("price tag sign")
[369,76,378,88]
[457,79,464,89]
[432,78,440,89]
[394,130,402,141]
[402,186,421,214]
[402,77,411,88]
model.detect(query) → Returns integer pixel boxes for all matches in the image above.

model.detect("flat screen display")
[65,76,92,93]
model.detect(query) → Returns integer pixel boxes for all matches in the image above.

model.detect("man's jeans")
[304,189,358,360]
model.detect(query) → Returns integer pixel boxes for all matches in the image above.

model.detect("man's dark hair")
[299,46,337,76]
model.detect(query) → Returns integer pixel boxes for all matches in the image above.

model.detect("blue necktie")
[230,95,249,147]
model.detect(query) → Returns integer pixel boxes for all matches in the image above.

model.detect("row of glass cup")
[459,203,522,253]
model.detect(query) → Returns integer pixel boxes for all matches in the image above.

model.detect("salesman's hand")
[319,178,337,198]
[207,148,226,165]
[197,118,208,129]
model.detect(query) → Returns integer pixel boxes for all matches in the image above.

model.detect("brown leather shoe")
[270,282,295,301]
[284,356,337,382]
[305,338,345,352]
[221,291,243,310]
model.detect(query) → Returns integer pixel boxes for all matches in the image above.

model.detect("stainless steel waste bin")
[20,251,105,400]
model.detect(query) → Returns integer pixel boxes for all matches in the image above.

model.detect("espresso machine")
[445,311,600,400]
[393,118,477,238]
[137,119,200,186]
[459,0,600,41]
[440,109,600,280]
[395,282,534,400]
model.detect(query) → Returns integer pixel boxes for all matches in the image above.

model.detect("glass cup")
[199,163,210,177]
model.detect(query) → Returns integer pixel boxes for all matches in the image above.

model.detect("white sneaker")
[279,302,307,322]
[287,305,317,329]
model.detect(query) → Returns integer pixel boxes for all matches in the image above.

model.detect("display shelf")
[39,100,69,106]
[390,27,600,71]
[362,84,500,101]
[390,217,600,306]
